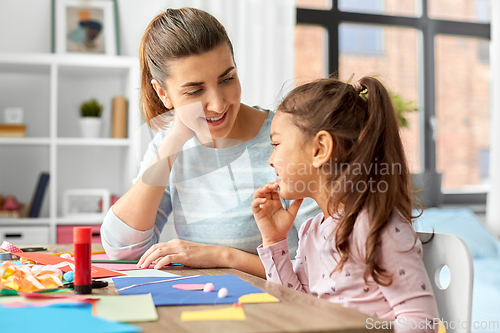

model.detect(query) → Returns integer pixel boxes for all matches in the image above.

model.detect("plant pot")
[79,117,102,138]
[411,171,443,208]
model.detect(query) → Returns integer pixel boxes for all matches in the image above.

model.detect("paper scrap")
[172,284,206,291]
[181,306,246,321]
[88,294,158,323]
[238,293,280,304]
[99,268,178,284]
[0,302,140,333]
[6,253,124,279]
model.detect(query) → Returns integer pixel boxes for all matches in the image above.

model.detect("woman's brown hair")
[139,7,234,129]
[279,76,418,286]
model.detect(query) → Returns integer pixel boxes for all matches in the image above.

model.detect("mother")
[100,7,318,278]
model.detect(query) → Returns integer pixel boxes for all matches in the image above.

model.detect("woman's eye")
[221,77,234,83]
[186,89,202,96]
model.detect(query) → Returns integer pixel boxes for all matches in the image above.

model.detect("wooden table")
[27,244,391,333]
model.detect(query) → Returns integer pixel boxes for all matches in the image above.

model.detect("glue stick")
[74,227,92,294]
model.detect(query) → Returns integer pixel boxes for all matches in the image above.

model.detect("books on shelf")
[0,124,26,137]
[27,172,50,218]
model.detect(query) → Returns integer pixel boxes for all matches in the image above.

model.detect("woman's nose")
[268,153,274,168]
[206,89,226,113]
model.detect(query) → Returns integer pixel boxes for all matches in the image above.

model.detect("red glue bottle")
[74,227,92,294]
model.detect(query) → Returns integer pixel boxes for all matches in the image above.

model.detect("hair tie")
[351,81,367,94]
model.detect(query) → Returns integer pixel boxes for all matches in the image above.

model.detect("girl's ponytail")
[353,77,414,285]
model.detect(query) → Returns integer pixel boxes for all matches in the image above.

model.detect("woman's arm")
[136,239,266,278]
[112,124,192,232]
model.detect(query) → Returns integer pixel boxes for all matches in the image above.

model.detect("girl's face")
[155,43,242,140]
[268,111,316,201]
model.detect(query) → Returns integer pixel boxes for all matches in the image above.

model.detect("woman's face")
[155,43,242,140]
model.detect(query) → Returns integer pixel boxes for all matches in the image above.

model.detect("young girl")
[252,77,440,331]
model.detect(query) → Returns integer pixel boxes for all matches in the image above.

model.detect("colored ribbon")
[1,241,24,254]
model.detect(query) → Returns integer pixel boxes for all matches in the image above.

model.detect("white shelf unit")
[0,53,141,244]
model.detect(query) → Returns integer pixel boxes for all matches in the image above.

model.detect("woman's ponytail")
[139,35,169,131]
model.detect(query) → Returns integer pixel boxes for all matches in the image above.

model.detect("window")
[435,35,490,191]
[339,24,384,56]
[296,0,491,199]
[294,25,328,86]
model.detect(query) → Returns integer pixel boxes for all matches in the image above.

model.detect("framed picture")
[52,0,119,55]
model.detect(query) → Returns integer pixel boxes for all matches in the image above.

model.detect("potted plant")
[389,91,443,208]
[79,98,103,138]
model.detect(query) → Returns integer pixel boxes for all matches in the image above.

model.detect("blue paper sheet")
[0,303,140,333]
[113,274,267,306]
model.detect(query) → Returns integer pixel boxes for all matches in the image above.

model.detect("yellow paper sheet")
[181,306,246,321]
[238,293,279,304]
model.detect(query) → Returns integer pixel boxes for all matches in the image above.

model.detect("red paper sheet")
[19,253,125,278]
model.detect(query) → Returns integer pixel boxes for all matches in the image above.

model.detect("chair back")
[418,232,474,333]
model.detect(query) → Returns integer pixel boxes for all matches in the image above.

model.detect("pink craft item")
[3,196,23,210]
[172,284,207,291]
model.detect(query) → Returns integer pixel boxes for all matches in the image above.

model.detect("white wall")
[0,0,53,53]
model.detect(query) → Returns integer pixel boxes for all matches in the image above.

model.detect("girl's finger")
[251,198,266,208]
[287,198,304,218]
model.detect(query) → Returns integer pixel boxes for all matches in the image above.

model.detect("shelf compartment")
[0,71,51,138]
[0,146,51,218]
[57,67,130,139]
[56,146,127,217]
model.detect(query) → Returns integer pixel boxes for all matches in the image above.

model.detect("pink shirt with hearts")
[257,210,440,333]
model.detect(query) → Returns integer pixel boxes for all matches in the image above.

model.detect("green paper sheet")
[90,294,158,322]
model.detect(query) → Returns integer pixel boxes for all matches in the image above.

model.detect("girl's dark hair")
[279,76,419,286]
[139,7,234,129]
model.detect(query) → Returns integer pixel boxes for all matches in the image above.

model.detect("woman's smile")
[204,110,228,126]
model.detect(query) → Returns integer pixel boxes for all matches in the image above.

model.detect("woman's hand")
[171,101,213,145]
[251,181,303,247]
[137,239,226,269]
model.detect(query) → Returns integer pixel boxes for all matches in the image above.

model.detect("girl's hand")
[137,239,225,269]
[251,181,303,246]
